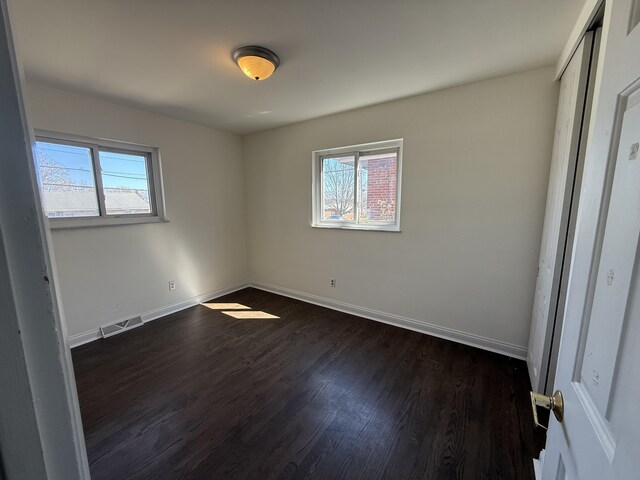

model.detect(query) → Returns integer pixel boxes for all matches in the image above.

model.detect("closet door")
[527,32,594,394]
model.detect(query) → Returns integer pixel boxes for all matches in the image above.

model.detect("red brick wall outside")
[364,155,397,221]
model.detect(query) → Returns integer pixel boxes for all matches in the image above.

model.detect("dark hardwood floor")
[72,288,543,480]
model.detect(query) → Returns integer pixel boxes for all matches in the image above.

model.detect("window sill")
[47,216,169,230]
[311,223,401,232]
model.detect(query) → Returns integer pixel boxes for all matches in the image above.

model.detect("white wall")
[26,66,558,354]
[25,83,248,338]
[243,67,558,355]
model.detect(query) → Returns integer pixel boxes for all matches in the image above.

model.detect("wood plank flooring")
[72,288,543,480]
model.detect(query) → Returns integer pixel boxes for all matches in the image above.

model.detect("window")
[312,139,402,231]
[33,131,166,228]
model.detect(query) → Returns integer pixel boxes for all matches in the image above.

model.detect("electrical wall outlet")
[330,279,336,287]
[169,280,176,291]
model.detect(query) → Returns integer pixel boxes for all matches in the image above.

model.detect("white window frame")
[34,130,167,229]
[312,138,403,232]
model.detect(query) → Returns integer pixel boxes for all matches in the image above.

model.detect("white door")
[527,33,593,394]
[542,0,640,478]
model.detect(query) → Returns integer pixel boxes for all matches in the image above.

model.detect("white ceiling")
[10,0,585,134]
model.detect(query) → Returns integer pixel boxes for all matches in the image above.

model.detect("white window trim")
[34,130,168,229]
[312,138,403,232]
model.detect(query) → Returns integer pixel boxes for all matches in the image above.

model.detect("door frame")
[0,0,90,478]
[555,0,604,80]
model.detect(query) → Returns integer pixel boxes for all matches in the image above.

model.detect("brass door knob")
[530,390,564,429]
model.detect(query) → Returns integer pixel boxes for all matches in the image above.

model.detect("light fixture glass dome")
[233,46,279,81]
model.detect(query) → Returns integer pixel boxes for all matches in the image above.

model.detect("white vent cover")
[100,316,144,338]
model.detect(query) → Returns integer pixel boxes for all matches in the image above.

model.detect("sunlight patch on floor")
[202,303,251,310]
[222,310,280,319]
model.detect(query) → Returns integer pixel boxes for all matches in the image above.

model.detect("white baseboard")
[67,328,102,349]
[67,282,249,348]
[250,282,528,360]
[68,281,528,360]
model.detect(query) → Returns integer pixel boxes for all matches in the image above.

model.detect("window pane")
[358,151,397,224]
[34,141,100,218]
[322,155,355,221]
[99,150,152,215]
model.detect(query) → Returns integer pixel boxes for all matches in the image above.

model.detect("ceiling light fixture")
[232,45,280,81]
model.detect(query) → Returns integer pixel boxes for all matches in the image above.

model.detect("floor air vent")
[100,316,144,338]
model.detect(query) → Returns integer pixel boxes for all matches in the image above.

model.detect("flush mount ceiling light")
[233,45,280,81]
